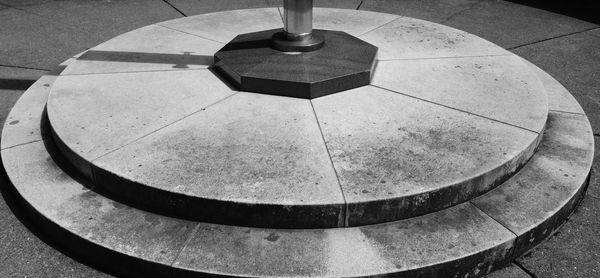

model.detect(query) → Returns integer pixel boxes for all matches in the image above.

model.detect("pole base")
[271,31,325,52]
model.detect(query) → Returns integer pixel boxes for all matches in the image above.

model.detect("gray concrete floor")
[0,0,598,277]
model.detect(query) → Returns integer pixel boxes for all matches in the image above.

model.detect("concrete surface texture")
[0,0,598,277]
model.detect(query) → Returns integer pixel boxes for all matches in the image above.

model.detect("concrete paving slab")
[372,55,548,133]
[1,141,196,277]
[158,8,282,43]
[0,8,93,69]
[268,0,362,9]
[0,66,46,131]
[309,8,400,37]
[473,111,594,256]
[93,92,345,228]
[359,16,510,60]
[443,0,598,49]
[511,31,600,134]
[62,24,222,75]
[359,0,481,23]
[0,90,24,136]
[312,85,539,225]
[165,0,270,16]
[173,202,515,277]
[484,264,530,278]
[12,0,183,45]
[47,69,236,169]
[516,195,600,278]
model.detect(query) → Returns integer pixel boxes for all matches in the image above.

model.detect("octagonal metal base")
[213,29,378,99]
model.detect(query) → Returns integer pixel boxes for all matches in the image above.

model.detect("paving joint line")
[91,92,239,162]
[356,15,403,37]
[162,0,186,17]
[508,26,600,50]
[156,24,226,44]
[0,64,49,71]
[356,0,364,10]
[548,109,586,116]
[60,68,210,77]
[309,99,348,227]
[513,260,538,278]
[370,84,540,134]
[169,223,201,269]
[376,53,511,62]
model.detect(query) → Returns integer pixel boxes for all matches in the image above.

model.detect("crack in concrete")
[508,26,600,50]
[162,0,186,17]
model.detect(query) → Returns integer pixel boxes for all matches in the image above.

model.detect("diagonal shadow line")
[0,78,37,90]
[77,50,214,68]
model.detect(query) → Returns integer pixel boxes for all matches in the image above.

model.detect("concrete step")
[43,9,549,228]
[0,57,593,277]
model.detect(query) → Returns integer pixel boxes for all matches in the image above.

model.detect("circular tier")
[1,54,593,278]
[46,8,548,228]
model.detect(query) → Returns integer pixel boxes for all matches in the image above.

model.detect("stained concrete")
[472,111,594,256]
[312,85,539,225]
[359,16,510,60]
[511,30,600,135]
[372,55,548,133]
[158,8,282,43]
[93,92,345,228]
[268,0,363,9]
[62,24,223,75]
[310,8,400,37]
[47,69,236,165]
[173,203,515,277]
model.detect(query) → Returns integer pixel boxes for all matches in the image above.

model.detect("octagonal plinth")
[213,28,377,99]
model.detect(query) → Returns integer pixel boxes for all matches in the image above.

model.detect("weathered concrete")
[268,0,362,9]
[309,8,400,37]
[359,16,510,60]
[158,8,282,43]
[372,55,548,133]
[62,25,222,75]
[93,92,345,228]
[511,31,600,135]
[47,69,236,169]
[313,85,539,225]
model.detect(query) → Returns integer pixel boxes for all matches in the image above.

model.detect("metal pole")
[272,0,324,52]
[283,0,313,41]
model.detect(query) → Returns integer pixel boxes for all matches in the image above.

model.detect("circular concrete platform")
[1,8,594,278]
[46,9,547,228]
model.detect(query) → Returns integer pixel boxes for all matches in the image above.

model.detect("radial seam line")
[470,200,518,238]
[169,223,201,269]
[156,24,227,44]
[376,53,511,62]
[310,100,348,227]
[548,109,585,116]
[0,139,42,151]
[61,67,210,77]
[508,27,600,50]
[356,0,364,10]
[91,92,239,162]
[0,64,49,71]
[356,15,403,37]
[371,84,540,134]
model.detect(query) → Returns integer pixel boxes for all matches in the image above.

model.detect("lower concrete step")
[0,59,593,277]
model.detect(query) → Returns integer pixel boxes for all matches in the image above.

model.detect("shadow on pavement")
[506,0,600,24]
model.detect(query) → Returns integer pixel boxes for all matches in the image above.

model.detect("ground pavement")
[0,0,598,277]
